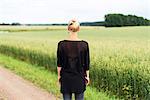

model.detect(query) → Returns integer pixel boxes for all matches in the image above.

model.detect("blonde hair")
[68,19,80,32]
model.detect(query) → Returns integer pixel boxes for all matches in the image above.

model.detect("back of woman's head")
[68,19,80,32]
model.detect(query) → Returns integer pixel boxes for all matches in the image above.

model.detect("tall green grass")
[0,53,117,100]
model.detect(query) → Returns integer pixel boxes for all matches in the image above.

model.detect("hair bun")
[68,19,80,32]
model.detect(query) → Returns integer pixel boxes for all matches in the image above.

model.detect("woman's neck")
[68,32,79,40]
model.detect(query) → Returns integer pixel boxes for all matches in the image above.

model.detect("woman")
[57,19,90,100]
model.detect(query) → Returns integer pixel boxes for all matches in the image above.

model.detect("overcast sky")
[0,0,149,24]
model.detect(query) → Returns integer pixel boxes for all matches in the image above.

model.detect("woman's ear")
[77,26,80,32]
[67,29,70,33]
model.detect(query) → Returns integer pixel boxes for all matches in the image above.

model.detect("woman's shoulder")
[81,40,89,44]
[57,40,64,46]
[57,39,89,45]
[80,40,89,47]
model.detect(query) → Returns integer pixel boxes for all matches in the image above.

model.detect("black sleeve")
[84,42,90,70]
[57,41,62,67]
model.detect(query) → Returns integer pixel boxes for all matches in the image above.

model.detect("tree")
[105,14,150,27]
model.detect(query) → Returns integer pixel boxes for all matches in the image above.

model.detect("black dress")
[57,40,90,94]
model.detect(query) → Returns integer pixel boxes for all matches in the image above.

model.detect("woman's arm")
[57,41,62,84]
[85,70,90,85]
[86,70,89,78]
[84,42,90,85]
[57,67,62,83]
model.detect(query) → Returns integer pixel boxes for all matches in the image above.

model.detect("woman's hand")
[57,76,61,86]
[57,67,61,86]
[85,70,90,85]
[85,76,90,85]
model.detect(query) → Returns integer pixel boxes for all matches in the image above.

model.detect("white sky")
[0,0,149,24]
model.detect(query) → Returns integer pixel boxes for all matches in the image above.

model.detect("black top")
[57,39,90,93]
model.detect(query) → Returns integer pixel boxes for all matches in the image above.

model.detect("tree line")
[81,14,150,27]
[0,14,149,27]
[0,22,21,25]
[105,14,150,27]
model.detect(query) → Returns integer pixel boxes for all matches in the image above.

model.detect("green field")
[0,26,150,99]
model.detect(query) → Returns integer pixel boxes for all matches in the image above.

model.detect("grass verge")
[0,53,117,100]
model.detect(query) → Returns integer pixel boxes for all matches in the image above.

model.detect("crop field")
[0,26,150,99]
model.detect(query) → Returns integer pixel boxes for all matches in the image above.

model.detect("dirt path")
[0,66,59,100]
